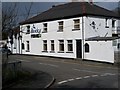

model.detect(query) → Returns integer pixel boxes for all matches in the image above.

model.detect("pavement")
[2,64,55,90]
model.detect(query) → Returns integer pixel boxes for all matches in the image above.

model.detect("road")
[9,55,119,88]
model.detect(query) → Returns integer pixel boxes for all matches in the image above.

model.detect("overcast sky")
[2,1,120,24]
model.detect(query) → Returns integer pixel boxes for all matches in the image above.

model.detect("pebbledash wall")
[17,16,119,63]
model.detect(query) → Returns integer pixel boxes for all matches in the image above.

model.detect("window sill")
[57,30,63,32]
[50,51,55,53]
[58,51,64,53]
[42,31,47,33]
[26,33,30,34]
[105,26,109,28]
[66,51,73,53]
[72,29,80,31]
[42,51,48,52]
[26,50,30,52]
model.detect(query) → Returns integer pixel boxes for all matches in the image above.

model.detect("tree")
[113,1,120,16]
[2,2,19,40]
[2,2,33,40]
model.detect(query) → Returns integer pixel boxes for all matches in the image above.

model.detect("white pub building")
[8,2,120,63]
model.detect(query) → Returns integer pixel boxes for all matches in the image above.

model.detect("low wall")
[114,51,120,63]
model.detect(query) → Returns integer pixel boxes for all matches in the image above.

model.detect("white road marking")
[101,74,108,76]
[91,75,98,77]
[67,79,74,81]
[75,77,82,80]
[73,68,101,74]
[83,76,90,79]
[39,63,58,67]
[57,72,116,85]
[16,59,31,62]
[58,80,68,84]
[104,73,116,76]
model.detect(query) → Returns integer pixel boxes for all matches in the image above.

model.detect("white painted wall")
[84,16,112,38]
[84,41,114,63]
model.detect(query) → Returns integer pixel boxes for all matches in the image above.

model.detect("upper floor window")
[67,40,73,52]
[58,21,64,32]
[26,25,30,34]
[112,20,116,28]
[73,19,80,30]
[105,18,109,28]
[43,23,47,33]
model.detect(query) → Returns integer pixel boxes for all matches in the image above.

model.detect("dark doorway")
[76,40,82,58]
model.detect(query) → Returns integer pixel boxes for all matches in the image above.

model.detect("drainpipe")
[82,16,84,60]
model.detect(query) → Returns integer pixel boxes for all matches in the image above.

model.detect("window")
[73,19,80,30]
[67,40,73,52]
[51,40,55,52]
[105,18,109,28]
[85,43,89,53]
[31,34,41,38]
[58,21,64,32]
[22,43,24,49]
[112,20,116,28]
[113,40,117,46]
[43,40,47,51]
[43,23,47,33]
[59,40,64,52]
[26,41,30,52]
[26,25,30,34]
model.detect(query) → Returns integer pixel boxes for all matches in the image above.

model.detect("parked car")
[0,47,12,55]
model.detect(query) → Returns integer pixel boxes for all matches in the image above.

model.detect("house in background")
[7,26,21,54]
[9,2,120,63]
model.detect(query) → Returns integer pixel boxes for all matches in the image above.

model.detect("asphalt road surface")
[9,55,119,89]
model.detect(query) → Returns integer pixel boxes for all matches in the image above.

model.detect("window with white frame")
[58,21,64,32]
[59,40,64,52]
[112,19,116,28]
[43,23,47,33]
[26,25,30,34]
[105,18,109,28]
[26,41,30,52]
[43,40,47,51]
[67,40,73,52]
[22,43,25,49]
[51,40,55,52]
[85,43,89,53]
[113,40,117,46]
[73,19,80,30]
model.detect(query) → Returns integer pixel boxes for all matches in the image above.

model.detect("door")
[76,40,82,58]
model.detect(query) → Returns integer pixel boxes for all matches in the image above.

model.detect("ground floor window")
[67,40,73,52]
[43,40,47,51]
[26,41,30,52]
[59,40,64,52]
[85,43,89,53]
[51,40,54,52]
